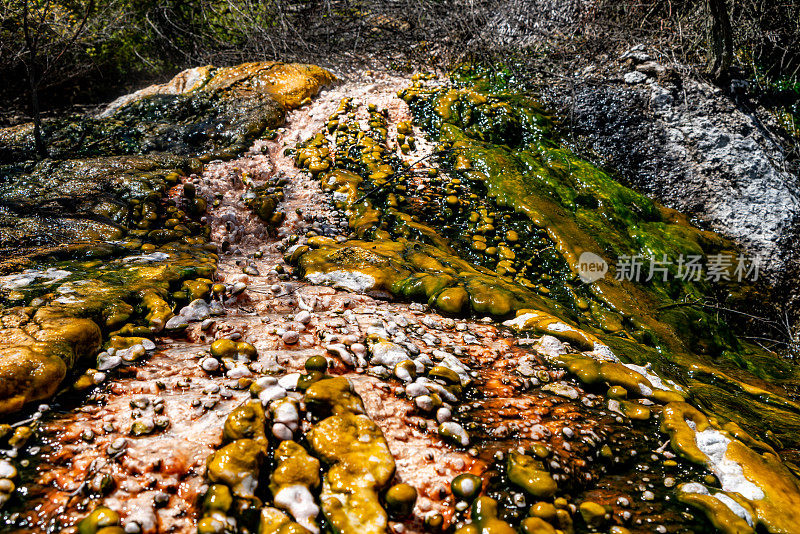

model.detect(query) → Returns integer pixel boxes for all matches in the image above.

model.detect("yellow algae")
[206,438,265,499]
[506,452,558,499]
[661,401,800,533]
[470,497,516,534]
[223,400,269,448]
[304,375,395,534]
[304,377,366,416]
[307,413,395,534]
[676,488,755,534]
[269,440,321,533]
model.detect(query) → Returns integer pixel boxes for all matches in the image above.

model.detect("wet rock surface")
[0,63,798,534]
[542,48,800,289]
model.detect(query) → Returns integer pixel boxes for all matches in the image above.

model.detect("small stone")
[282,331,300,344]
[624,71,647,84]
[415,395,435,412]
[98,355,122,371]
[226,365,252,379]
[272,422,293,440]
[153,491,170,507]
[179,299,210,322]
[436,407,452,423]
[278,373,301,391]
[0,461,17,480]
[201,357,220,372]
[405,382,429,398]
[164,315,189,331]
[295,310,312,324]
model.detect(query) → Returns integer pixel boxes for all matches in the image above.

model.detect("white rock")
[272,422,293,441]
[405,382,429,398]
[226,365,252,379]
[282,331,300,344]
[278,373,301,391]
[295,310,312,325]
[201,357,220,372]
[179,299,210,322]
[436,407,452,423]
[164,316,189,330]
[259,385,287,404]
[274,484,320,533]
[438,421,470,446]
[98,355,123,371]
[624,71,647,84]
[0,461,16,479]
[326,344,354,366]
[370,341,410,368]
[415,395,435,412]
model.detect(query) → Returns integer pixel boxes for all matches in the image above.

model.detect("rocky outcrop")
[545,48,800,289]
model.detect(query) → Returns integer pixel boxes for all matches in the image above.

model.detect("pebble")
[179,299,210,322]
[226,366,252,379]
[231,282,247,295]
[201,319,216,331]
[201,357,220,372]
[278,373,301,391]
[259,385,287,404]
[98,355,123,371]
[295,310,312,324]
[164,315,190,330]
[282,331,300,344]
[153,491,170,507]
[415,395,435,412]
[0,461,16,479]
[436,407,452,423]
[405,382,429,398]
[272,422,293,440]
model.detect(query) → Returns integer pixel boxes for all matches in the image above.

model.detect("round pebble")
[201,358,220,372]
[282,331,300,344]
[272,422,293,440]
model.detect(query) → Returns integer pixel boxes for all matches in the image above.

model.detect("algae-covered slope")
[285,71,800,533]
[0,62,334,163]
[0,62,335,415]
